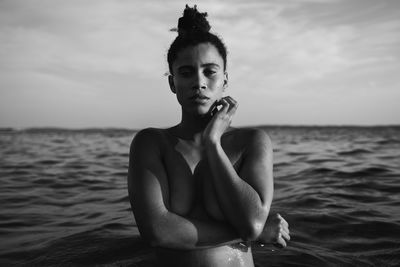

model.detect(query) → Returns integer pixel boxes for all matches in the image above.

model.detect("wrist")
[204,137,221,149]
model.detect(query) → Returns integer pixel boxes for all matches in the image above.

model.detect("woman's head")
[167,5,228,117]
[167,5,227,74]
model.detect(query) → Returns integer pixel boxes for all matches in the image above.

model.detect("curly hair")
[167,5,228,74]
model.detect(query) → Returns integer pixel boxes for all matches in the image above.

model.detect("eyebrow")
[202,63,220,68]
[177,63,221,71]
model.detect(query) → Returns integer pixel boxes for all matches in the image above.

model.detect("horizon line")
[1,124,400,132]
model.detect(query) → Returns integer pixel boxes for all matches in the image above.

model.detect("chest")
[163,139,243,216]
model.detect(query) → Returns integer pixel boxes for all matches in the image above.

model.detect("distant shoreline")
[1,124,400,133]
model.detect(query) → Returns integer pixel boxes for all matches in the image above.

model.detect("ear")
[168,75,176,94]
[223,72,228,92]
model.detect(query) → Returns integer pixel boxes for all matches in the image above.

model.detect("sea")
[0,126,399,267]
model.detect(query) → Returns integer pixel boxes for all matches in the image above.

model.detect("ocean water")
[0,126,399,266]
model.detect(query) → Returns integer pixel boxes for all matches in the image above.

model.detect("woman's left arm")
[203,97,273,241]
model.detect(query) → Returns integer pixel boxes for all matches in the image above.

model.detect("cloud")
[0,0,399,127]
[212,0,400,94]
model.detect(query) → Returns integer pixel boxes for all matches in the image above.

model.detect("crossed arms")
[127,128,273,250]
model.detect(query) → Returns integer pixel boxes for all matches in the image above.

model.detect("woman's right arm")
[127,128,242,250]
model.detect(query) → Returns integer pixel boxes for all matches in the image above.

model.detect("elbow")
[144,230,176,248]
[239,207,270,241]
[147,234,164,248]
[140,230,164,248]
[138,224,169,248]
[146,234,177,249]
[240,219,265,241]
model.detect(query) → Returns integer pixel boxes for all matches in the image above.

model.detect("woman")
[128,5,290,267]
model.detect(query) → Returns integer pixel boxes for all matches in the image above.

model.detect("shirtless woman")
[128,5,290,267]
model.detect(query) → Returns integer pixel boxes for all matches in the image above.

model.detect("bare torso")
[153,127,255,267]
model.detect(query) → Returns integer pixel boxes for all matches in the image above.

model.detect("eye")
[179,69,194,77]
[204,69,217,76]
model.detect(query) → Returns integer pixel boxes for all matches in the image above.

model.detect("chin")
[192,106,212,117]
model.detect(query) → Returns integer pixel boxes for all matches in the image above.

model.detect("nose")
[192,71,207,90]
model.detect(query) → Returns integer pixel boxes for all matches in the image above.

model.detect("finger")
[282,224,289,235]
[212,99,221,108]
[219,98,229,113]
[213,99,226,114]
[224,97,238,115]
[281,229,291,241]
[277,213,289,228]
[224,96,238,108]
[280,221,289,234]
[210,100,220,115]
[273,234,287,249]
[224,96,238,105]
[215,99,224,107]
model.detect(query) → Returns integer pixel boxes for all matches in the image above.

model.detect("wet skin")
[154,127,257,267]
[128,43,288,266]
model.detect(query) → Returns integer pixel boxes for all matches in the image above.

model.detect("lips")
[190,94,210,100]
[190,94,210,104]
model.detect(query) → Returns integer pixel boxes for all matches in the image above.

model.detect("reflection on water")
[0,126,399,266]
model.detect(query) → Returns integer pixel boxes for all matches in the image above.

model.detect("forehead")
[173,43,224,69]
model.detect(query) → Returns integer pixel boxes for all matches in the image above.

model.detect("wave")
[337,148,373,156]
[1,126,400,266]
[299,166,392,178]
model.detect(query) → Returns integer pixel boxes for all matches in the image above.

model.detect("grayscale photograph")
[0,0,399,266]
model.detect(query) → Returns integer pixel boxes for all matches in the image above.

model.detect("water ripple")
[1,127,399,266]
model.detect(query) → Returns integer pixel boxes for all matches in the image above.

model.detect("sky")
[0,0,399,128]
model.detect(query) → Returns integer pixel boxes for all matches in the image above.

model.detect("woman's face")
[169,43,227,116]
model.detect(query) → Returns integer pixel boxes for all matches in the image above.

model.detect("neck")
[174,109,212,142]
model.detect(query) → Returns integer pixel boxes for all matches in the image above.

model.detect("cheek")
[173,81,188,96]
[175,90,185,103]
[210,79,225,95]
[174,84,189,104]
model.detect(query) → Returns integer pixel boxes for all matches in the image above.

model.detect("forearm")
[148,210,243,250]
[205,141,268,239]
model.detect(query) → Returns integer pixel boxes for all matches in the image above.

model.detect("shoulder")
[226,127,272,150]
[130,127,168,156]
[132,127,163,143]
[233,128,273,172]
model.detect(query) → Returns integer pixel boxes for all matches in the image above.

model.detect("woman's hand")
[257,213,290,248]
[202,96,238,146]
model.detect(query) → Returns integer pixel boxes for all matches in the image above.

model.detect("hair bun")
[175,5,211,35]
